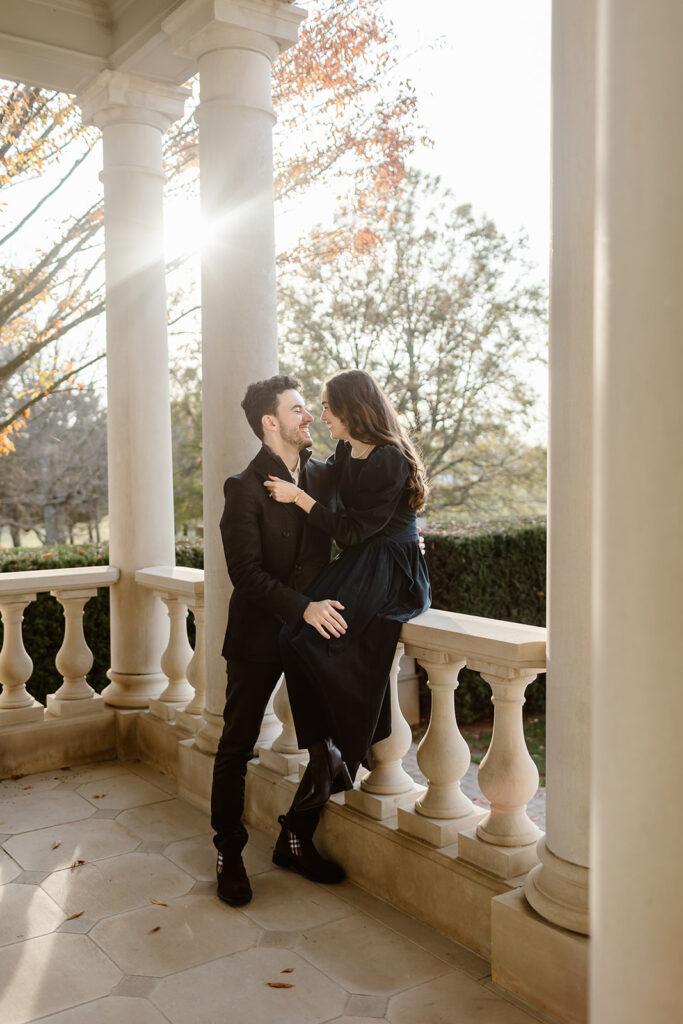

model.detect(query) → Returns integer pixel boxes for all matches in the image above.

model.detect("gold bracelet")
[293,490,302,505]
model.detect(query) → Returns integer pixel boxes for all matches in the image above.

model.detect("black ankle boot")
[216,851,252,906]
[293,738,354,813]
[272,815,345,883]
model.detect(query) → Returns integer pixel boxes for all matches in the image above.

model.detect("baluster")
[346,643,425,819]
[397,648,485,846]
[0,593,44,724]
[255,689,279,752]
[458,664,542,878]
[46,587,105,716]
[149,593,194,721]
[181,600,205,716]
[258,675,308,776]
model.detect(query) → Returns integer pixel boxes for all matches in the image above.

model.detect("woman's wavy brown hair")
[324,369,429,511]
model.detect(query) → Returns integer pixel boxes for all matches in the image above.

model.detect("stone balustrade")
[257,604,547,879]
[397,609,547,877]
[0,566,119,724]
[1,562,546,881]
[135,567,205,731]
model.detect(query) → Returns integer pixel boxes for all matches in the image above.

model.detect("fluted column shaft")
[78,72,189,708]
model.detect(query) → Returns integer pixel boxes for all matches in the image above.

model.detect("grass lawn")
[413,713,546,787]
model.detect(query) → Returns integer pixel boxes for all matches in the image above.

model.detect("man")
[212,374,348,907]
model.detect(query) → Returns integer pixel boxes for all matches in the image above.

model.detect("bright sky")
[389,0,551,274]
[4,0,552,418]
[275,0,551,275]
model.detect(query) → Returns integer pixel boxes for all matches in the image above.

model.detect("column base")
[102,671,167,708]
[458,829,539,878]
[491,887,588,1024]
[259,746,307,776]
[0,700,45,725]
[177,737,214,814]
[194,709,224,754]
[174,709,202,734]
[46,694,106,718]
[345,783,425,821]
[524,837,589,935]
[148,698,188,722]
[397,805,486,847]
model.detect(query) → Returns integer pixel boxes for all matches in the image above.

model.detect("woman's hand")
[264,476,301,503]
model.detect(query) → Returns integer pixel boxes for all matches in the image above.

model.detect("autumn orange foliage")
[1,0,423,454]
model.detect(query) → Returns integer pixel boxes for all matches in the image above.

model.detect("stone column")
[491,6,593,1021]
[591,2,683,1020]
[163,0,307,753]
[523,0,594,937]
[78,72,189,707]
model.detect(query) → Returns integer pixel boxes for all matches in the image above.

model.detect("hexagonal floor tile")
[3,818,140,871]
[117,799,209,845]
[0,790,95,834]
[0,884,64,946]
[0,848,21,885]
[34,996,167,1024]
[90,892,260,976]
[164,833,273,882]
[41,851,194,919]
[75,777,174,811]
[387,971,539,1023]
[242,868,353,932]
[125,762,178,795]
[297,913,450,996]
[152,946,347,1024]
[0,775,62,798]
[0,932,121,1024]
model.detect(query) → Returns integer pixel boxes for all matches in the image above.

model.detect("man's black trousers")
[211,659,321,856]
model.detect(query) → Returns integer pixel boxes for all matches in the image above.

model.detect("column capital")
[163,0,307,62]
[77,70,190,132]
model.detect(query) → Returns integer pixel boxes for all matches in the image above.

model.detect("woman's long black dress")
[280,441,431,765]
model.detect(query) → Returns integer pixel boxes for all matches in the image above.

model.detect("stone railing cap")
[401,607,546,669]
[136,565,204,598]
[0,565,119,595]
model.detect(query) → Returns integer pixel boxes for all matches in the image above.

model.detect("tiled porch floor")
[0,760,545,1024]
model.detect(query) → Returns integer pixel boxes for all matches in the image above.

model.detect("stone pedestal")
[492,889,588,1024]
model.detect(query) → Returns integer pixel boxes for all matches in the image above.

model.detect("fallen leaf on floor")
[51,841,62,850]
[149,898,167,906]
[148,926,161,934]
[267,982,294,989]
[65,911,84,921]
[281,968,295,974]
[70,859,85,871]
[23,785,32,790]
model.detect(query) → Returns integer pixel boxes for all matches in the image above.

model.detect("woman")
[264,369,431,811]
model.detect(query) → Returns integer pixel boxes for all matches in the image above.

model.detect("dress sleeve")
[307,444,409,547]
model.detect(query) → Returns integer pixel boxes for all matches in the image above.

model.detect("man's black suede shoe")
[216,851,252,906]
[272,814,345,884]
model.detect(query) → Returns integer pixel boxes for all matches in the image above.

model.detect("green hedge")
[0,522,546,721]
[423,516,546,723]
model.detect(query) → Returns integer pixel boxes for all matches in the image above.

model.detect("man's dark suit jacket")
[220,444,332,664]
